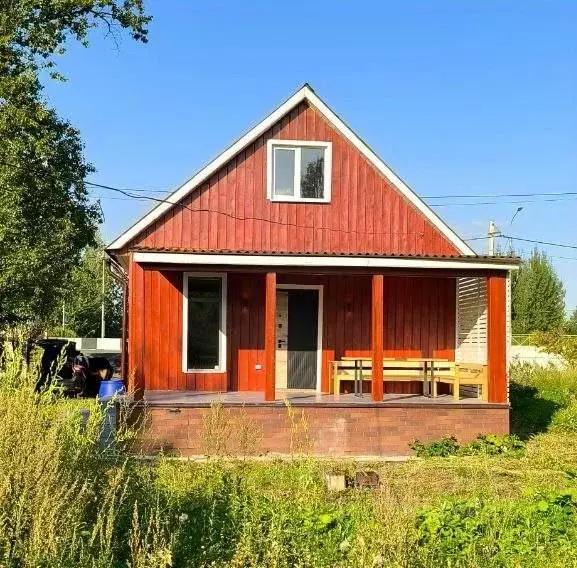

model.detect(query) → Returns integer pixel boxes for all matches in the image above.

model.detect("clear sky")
[43,1,577,310]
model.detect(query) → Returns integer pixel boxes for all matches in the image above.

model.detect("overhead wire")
[2,158,576,244]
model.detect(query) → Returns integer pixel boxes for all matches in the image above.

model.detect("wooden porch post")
[265,272,277,401]
[128,258,145,401]
[371,274,384,401]
[487,272,507,403]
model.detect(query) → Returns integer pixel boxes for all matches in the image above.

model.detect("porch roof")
[130,249,520,271]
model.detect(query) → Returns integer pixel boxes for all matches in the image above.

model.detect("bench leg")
[453,378,460,401]
[432,380,438,398]
[481,381,489,402]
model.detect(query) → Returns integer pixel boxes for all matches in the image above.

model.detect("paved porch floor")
[143,390,501,408]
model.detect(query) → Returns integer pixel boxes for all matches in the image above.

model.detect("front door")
[275,288,319,390]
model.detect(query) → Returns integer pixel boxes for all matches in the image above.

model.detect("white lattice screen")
[455,277,488,365]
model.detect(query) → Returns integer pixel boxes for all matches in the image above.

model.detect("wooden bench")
[331,358,430,396]
[432,363,488,401]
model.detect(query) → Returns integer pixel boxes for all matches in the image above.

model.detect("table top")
[340,356,449,362]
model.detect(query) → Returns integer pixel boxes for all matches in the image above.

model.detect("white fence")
[510,345,566,368]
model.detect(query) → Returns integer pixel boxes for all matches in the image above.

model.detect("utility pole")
[488,221,501,256]
[101,255,106,338]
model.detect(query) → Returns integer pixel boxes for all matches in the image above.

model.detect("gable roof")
[107,84,475,255]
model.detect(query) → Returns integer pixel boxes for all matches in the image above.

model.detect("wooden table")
[418,358,449,396]
[339,356,449,397]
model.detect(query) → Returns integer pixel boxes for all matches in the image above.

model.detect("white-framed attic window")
[266,139,332,202]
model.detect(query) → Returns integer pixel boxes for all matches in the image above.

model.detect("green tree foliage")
[512,249,565,334]
[49,240,123,337]
[566,309,577,335]
[0,1,150,326]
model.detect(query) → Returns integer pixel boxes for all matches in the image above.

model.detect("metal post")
[487,221,500,256]
[101,255,106,338]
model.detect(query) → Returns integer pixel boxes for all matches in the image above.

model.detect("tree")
[0,2,150,327]
[511,249,566,334]
[48,239,122,337]
[566,309,577,335]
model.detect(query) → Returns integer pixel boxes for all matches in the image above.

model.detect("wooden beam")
[140,262,509,280]
[128,258,145,401]
[120,279,128,386]
[487,274,507,403]
[264,272,277,401]
[371,274,384,401]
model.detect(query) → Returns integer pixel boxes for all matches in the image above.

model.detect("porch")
[143,389,498,407]
[128,260,510,405]
[125,254,515,457]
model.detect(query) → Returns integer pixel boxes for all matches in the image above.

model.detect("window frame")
[182,272,227,373]
[266,139,332,203]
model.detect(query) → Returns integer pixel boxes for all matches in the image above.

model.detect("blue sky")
[44,1,577,310]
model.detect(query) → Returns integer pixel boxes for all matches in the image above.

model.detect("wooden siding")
[128,266,457,394]
[131,102,459,257]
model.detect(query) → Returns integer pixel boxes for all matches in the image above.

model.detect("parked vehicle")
[36,339,113,397]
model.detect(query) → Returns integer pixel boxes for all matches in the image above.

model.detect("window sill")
[268,197,331,204]
[183,368,226,374]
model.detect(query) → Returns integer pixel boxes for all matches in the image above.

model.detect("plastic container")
[98,378,125,400]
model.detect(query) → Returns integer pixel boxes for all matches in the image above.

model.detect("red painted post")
[264,272,277,401]
[487,273,507,403]
[128,257,145,401]
[371,274,384,401]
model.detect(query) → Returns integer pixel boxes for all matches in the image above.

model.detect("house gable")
[108,85,474,257]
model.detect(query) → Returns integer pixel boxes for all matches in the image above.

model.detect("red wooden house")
[107,85,518,457]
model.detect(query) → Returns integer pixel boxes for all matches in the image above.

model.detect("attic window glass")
[268,140,332,202]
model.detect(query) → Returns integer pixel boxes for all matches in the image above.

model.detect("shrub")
[412,435,526,458]
[510,363,577,435]
[411,436,460,457]
[416,491,577,566]
[460,434,526,457]
[532,331,577,367]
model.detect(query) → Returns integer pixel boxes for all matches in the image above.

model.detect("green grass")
[3,343,577,567]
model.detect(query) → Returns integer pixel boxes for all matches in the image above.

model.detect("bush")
[416,491,577,566]
[532,331,577,367]
[411,436,460,457]
[460,434,526,457]
[510,363,577,435]
[412,435,526,458]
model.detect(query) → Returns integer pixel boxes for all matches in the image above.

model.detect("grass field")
[2,345,577,567]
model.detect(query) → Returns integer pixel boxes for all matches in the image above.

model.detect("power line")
[430,197,577,207]
[93,191,577,208]
[89,182,426,237]
[424,191,577,199]
[466,234,577,250]
[2,158,576,205]
[500,235,577,251]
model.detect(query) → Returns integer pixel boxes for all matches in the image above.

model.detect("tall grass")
[0,343,174,567]
[510,363,577,436]
[3,342,577,567]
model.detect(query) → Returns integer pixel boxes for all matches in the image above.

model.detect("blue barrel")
[98,378,125,400]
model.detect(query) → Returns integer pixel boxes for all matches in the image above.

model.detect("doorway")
[275,285,323,391]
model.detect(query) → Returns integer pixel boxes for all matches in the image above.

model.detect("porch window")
[267,140,332,202]
[182,273,227,373]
